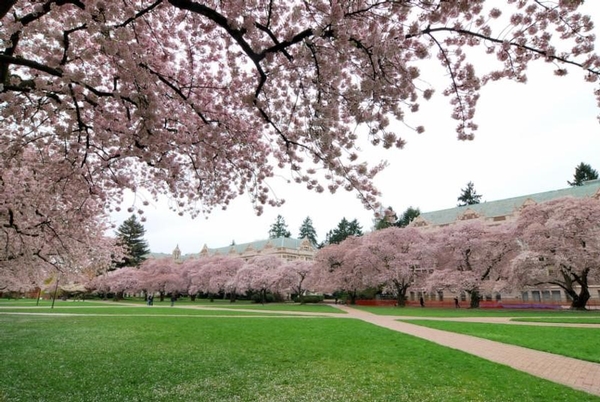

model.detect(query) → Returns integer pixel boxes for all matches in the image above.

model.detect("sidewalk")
[333,305,600,397]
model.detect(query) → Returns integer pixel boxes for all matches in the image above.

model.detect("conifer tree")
[268,215,291,238]
[298,217,318,247]
[457,182,483,207]
[325,218,363,245]
[568,162,599,186]
[115,215,150,268]
[395,207,421,228]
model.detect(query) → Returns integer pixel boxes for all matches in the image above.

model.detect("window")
[521,291,529,301]
[532,291,541,302]
[542,291,551,302]
[437,291,444,301]
[460,291,466,302]
[551,291,562,302]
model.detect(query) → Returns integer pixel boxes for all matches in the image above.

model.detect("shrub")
[294,295,324,304]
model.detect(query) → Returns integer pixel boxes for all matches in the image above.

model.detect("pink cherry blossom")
[510,196,600,309]
[2,1,600,282]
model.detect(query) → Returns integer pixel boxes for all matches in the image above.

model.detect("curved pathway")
[333,305,600,397]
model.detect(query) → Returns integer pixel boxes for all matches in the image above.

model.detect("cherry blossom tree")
[2,1,599,222]
[139,257,183,301]
[103,266,141,300]
[362,227,435,307]
[235,255,284,304]
[428,220,516,308]
[511,197,600,310]
[207,256,244,302]
[312,236,377,304]
[1,149,120,284]
[180,257,214,301]
[185,255,244,301]
[279,260,314,303]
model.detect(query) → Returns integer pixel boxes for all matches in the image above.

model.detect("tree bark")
[395,284,408,307]
[569,287,590,310]
[469,290,480,309]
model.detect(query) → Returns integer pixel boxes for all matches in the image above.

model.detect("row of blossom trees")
[63,196,600,310]
[90,254,314,304]
[312,197,600,310]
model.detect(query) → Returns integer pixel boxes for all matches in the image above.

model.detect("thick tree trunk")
[261,289,267,304]
[561,269,591,310]
[190,294,196,302]
[569,287,590,310]
[349,291,358,305]
[393,282,408,307]
[469,290,480,309]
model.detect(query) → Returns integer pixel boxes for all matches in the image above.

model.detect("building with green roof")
[199,236,316,262]
[411,180,600,229]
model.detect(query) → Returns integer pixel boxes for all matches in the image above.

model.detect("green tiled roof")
[418,180,600,227]
[204,236,313,255]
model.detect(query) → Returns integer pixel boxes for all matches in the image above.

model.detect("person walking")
[419,296,425,307]
[454,297,460,308]
[170,294,177,307]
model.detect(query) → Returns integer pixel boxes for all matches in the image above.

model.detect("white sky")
[110,3,600,254]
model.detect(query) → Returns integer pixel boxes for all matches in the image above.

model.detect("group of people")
[145,293,177,306]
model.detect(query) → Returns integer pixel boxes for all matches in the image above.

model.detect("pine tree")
[115,215,150,268]
[395,206,421,228]
[298,216,318,246]
[457,181,483,207]
[568,162,599,186]
[325,218,363,245]
[268,215,291,238]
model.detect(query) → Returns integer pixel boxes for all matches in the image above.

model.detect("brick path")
[333,305,600,397]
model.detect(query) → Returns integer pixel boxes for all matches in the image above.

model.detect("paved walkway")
[333,305,600,397]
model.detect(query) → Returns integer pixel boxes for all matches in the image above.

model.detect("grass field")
[0,298,344,314]
[402,320,600,364]
[512,317,600,324]
[353,305,600,318]
[1,301,599,401]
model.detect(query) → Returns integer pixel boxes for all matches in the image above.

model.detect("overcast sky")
[110,3,600,254]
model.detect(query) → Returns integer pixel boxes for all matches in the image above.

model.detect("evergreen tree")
[268,215,291,238]
[115,215,150,268]
[298,216,318,247]
[568,162,599,186]
[457,181,483,206]
[395,206,421,228]
[325,218,363,245]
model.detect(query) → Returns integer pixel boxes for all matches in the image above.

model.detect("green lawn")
[403,320,600,363]
[0,298,344,314]
[512,317,600,324]
[1,310,599,401]
[0,306,290,316]
[353,305,600,318]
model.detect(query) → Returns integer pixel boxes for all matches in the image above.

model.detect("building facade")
[198,236,316,262]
